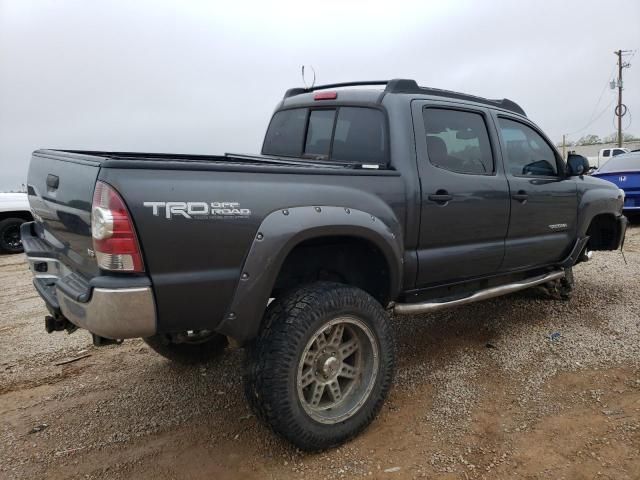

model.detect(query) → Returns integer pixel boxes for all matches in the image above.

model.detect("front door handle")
[428,190,453,204]
[46,174,59,190]
[512,190,528,203]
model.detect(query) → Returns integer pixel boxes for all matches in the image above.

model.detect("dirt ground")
[1,224,639,480]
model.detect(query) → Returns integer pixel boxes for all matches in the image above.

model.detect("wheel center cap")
[322,356,339,376]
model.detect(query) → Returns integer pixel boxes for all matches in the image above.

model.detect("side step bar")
[394,270,565,315]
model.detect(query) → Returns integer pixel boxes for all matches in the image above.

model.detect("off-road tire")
[244,282,395,451]
[541,267,575,300]
[144,332,228,364]
[0,218,25,254]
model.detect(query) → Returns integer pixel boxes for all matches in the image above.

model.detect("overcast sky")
[1,0,638,190]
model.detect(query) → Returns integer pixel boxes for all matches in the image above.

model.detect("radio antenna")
[301,65,316,89]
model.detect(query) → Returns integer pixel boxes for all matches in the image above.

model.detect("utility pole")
[562,134,566,159]
[616,50,623,147]
[614,50,633,148]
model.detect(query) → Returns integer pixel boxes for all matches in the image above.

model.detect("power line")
[566,50,634,140]
[584,63,617,126]
[566,98,615,137]
[612,108,632,132]
[565,62,617,137]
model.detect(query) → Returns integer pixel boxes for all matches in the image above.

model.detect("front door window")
[498,118,558,177]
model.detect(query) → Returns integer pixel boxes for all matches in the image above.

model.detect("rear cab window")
[304,110,335,158]
[262,106,387,165]
[261,108,307,157]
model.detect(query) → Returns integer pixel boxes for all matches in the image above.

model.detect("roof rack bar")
[385,81,527,116]
[308,80,390,91]
[283,78,526,116]
[284,80,390,98]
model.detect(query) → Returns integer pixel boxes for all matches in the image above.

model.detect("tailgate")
[27,150,103,278]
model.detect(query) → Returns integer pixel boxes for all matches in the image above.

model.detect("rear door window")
[422,108,494,174]
[602,149,611,157]
[262,108,307,157]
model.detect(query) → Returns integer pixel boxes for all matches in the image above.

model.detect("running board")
[394,270,565,315]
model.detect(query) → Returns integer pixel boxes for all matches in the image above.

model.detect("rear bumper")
[56,284,156,339]
[623,193,640,210]
[22,222,156,339]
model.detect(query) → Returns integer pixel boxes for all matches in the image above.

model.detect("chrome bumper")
[57,285,156,339]
[26,255,156,339]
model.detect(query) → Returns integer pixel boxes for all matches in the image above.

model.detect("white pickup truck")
[588,147,630,169]
[0,192,32,253]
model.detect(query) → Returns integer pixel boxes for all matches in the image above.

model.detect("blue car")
[592,152,640,214]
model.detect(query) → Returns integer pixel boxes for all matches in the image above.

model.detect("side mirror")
[567,154,590,176]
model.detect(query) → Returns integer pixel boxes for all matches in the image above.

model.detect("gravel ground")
[1,223,639,479]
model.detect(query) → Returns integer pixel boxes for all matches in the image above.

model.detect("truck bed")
[26,148,405,339]
[41,149,382,171]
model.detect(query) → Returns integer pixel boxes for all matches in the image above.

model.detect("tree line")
[558,132,640,147]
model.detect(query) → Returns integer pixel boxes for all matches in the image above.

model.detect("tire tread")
[244,282,394,451]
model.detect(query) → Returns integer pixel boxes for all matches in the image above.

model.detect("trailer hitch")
[44,315,77,334]
[91,334,123,347]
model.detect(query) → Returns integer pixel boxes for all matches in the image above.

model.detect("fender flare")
[216,206,403,342]
[576,189,624,237]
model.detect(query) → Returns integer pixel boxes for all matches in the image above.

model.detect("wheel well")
[272,236,391,305]
[586,214,619,250]
[0,211,33,223]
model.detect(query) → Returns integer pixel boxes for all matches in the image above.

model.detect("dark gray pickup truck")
[23,79,627,450]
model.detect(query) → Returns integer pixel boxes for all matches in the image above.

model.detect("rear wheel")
[0,218,25,254]
[244,282,394,451]
[144,331,228,364]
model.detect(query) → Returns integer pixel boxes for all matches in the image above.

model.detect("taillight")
[91,181,144,272]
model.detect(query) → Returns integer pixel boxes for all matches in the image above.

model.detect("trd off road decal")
[143,201,251,219]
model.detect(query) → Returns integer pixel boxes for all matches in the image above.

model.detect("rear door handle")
[428,191,453,204]
[512,190,528,202]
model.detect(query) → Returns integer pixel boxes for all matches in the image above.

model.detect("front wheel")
[244,282,395,451]
[541,267,575,300]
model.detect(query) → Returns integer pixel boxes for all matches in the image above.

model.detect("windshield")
[597,152,640,173]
